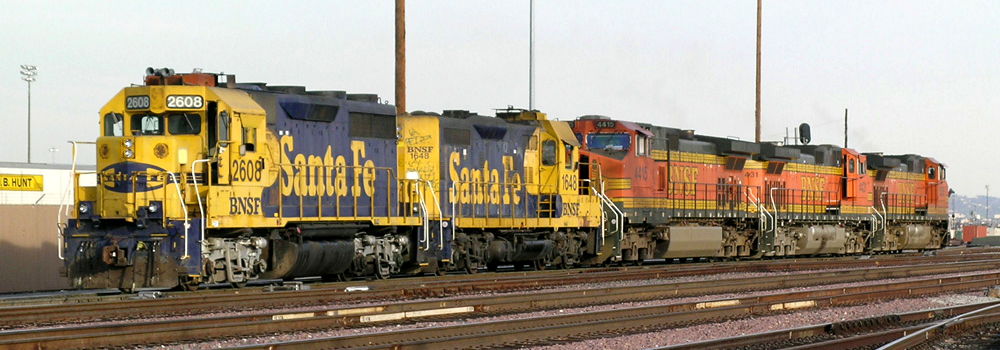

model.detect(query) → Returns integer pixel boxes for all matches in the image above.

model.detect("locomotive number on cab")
[231,159,265,182]
[562,173,579,191]
[125,95,150,109]
[166,95,204,109]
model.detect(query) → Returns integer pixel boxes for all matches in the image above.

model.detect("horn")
[798,123,811,145]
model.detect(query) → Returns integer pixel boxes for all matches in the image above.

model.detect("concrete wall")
[0,205,68,293]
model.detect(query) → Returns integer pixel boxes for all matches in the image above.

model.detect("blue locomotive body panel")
[244,90,401,221]
[438,114,542,220]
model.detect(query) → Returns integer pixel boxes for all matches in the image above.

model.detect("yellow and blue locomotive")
[62,69,608,290]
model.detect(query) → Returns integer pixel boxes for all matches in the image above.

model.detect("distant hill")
[950,194,997,223]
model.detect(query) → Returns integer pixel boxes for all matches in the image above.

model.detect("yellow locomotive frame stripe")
[649,150,840,175]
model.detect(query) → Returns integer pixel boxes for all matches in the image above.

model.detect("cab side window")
[242,126,257,153]
[636,135,648,156]
[542,140,557,166]
[218,111,230,143]
[928,167,936,180]
[564,145,574,169]
[104,113,124,136]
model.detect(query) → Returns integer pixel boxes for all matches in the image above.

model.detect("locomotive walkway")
[2,252,1000,349]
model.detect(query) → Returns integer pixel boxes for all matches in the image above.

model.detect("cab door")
[538,134,561,195]
[843,149,861,198]
[212,103,234,185]
[925,159,940,206]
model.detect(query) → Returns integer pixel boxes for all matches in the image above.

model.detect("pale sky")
[0,1,997,194]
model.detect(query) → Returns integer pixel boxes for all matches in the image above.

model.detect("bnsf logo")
[230,196,262,215]
[801,176,828,202]
[669,166,699,196]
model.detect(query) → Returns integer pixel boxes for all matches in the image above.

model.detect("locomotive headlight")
[148,203,158,213]
[123,149,135,159]
[123,139,134,148]
[78,203,89,214]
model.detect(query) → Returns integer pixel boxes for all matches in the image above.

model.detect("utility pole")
[844,108,848,148]
[754,0,762,143]
[395,0,406,116]
[529,0,535,110]
[988,185,991,227]
[20,65,37,163]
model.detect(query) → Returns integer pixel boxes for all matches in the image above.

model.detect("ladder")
[748,187,776,255]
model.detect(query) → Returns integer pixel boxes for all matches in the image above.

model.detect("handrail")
[413,180,430,251]
[747,187,772,237]
[279,163,403,219]
[167,172,191,259]
[191,158,210,258]
[57,140,97,260]
[871,205,884,234]
[880,192,889,224]
[593,186,624,241]
[769,187,779,220]
[450,181,458,232]
[422,179,445,251]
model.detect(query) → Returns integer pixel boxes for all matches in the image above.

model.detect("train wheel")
[322,273,347,282]
[464,255,478,274]
[181,282,201,291]
[179,276,202,291]
[555,256,568,270]
[375,263,392,279]
[435,262,448,276]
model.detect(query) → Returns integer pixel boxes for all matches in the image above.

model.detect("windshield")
[587,133,631,151]
[168,113,202,135]
[130,114,163,136]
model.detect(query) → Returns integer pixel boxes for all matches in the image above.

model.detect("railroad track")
[215,270,1000,349]
[6,249,996,311]
[3,252,989,328]
[4,258,1000,349]
[3,246,993,310]
[656,301,1000,350]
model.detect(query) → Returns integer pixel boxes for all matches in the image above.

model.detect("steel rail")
[5,247,992,310]
[0,254,995,326]
[878,301,1000,349]
[3,261,1000,349]
[214,271,1000,350]
[658,301,1000,350]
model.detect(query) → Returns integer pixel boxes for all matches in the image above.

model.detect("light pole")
[20,65,37,163]
[754,0,762,143]
[529,0,535,110]
[48,147,58,164]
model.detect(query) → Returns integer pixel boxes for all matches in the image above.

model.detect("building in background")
[0,162,95,293]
